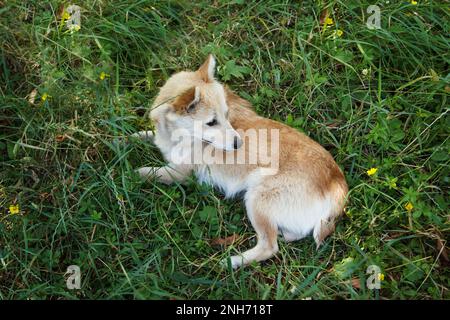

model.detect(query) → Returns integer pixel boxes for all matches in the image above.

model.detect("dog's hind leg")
[225,195,279,268]
[137,165,191,185]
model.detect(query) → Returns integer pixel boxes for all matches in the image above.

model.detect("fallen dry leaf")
[436,238,449,262]
[210,234,238,247]
[325,121,341,129]
[383,231,406,241]
[319,8,329,25]
[351,278,361,289]
[57,4,65,19]
[39,192,51,200]
[28,88,37,105]
[55,134,66,142]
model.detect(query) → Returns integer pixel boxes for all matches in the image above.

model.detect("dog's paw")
[130,130,155,142]
[221,255,244,269]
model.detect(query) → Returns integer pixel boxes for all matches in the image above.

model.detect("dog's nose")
[233,136,243,149]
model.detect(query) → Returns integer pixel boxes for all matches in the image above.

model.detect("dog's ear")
[172,86,200,113]
[197,54,216,83]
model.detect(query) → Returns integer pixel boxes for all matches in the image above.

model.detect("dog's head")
[151,55,243,151]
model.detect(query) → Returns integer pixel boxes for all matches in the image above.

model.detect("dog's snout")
[233,136,243,149]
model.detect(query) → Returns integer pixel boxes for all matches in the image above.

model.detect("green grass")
[0,0,449,299]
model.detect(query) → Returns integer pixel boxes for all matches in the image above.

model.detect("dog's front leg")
[137,164,191,184]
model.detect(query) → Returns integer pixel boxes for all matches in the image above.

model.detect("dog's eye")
[206,118,218,126]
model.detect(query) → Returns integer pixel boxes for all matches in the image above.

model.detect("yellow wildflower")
[41,93,51,101]
[62,11,71,21]
[378,273,385,281]
[332,29,344,38]
[405,202,414,212]
[99,72,110,80]
[367,167,378,176]
[325,17,334,25]
[9,204,20,214]
[410,0,417,5]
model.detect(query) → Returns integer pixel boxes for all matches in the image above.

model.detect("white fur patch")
[207,55,216,80]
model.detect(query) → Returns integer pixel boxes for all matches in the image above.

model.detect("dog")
[134,55,348,268]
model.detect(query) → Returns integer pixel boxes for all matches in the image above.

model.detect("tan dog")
[135,55,348,268]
